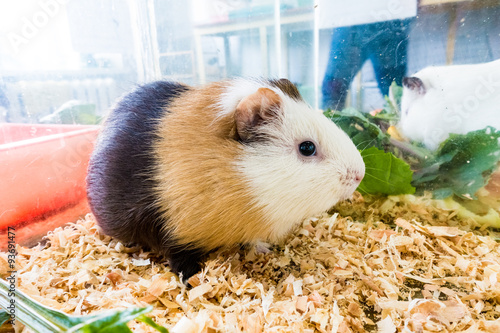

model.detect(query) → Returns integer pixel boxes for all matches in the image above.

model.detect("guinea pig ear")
[234,87,282,141]
[403,76,426,95]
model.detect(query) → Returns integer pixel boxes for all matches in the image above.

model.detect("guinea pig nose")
[354,170,364,183]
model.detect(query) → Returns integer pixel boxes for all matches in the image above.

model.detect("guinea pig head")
[233,85,365,239]
[399,76,430,144]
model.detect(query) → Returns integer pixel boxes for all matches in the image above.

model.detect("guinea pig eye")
[298,141,316,156]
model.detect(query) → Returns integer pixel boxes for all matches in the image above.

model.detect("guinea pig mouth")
[336,174,363,200]
[339,170,364,187]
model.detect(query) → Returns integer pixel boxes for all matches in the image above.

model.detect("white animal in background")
[399,59,500,150]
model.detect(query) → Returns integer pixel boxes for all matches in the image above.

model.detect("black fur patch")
[86,81,205,279]
[403,76,426,95]
[269,78,303,101]
[168,246,207,284]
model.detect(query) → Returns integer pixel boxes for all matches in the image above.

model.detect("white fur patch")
[233,92,365,242]
[399,59,500,150]
[217,78,287,118]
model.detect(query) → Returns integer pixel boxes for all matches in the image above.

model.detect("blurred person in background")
[320,0,417,110]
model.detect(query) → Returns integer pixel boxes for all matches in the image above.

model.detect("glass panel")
[2,0,500,256]
[0,0,159,125]
[318,0,500,222]
[154,0,316,103]
[278,0,315,105]
[0,0,158,245]
[3,1,500,331]
[318,0,417,111]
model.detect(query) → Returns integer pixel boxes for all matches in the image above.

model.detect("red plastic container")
[0,123,100,248]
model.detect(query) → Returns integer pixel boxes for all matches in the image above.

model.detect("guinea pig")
[399,59,500,150]
[86,78,365,281]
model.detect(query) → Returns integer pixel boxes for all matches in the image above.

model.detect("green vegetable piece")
[324,108,389,150]
[358,147,415,196]
[137,315,170,333]
[68,307,153,333]
[0,279,79,332]
[0,310,10,326]
[415,127,500,199]
[431,188,454,200]
[383,81,403,117]
[0,279,168,333]
[325,85,500,203]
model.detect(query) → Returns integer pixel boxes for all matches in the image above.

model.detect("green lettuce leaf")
[358,147,415,196]
[413,127,500,199]
[383,81,403,117]
[324,108,389,150]
[0,279,168,333]
[326,84,500,208]
[0,310,10,326]
[68,307,154,333]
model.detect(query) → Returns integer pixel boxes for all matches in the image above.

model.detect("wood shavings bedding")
[3,193,500,332]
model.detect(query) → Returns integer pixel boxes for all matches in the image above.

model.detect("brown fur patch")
[269,78,303,101]
[235,87,282,141]
[153,82,273,250]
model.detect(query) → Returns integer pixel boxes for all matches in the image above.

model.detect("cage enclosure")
[1,0,500,332]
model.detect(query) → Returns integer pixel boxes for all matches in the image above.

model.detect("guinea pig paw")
[254,240,272,254]
[175,262,202,286]
[168,248,205,285]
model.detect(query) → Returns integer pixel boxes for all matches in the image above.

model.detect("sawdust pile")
[3,193,500,332]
